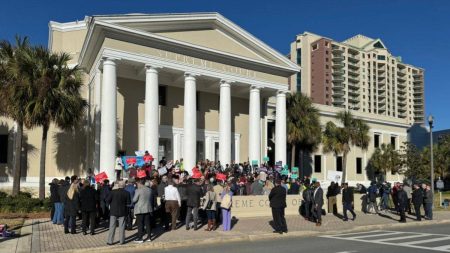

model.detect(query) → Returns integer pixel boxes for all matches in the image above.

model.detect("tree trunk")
[290,144,296,169]
[12,122,23,196]
[39,124,49,200]
[341,153,348,184]
[299,148,304,177]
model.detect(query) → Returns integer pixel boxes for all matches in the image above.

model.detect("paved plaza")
[2,211,450,253]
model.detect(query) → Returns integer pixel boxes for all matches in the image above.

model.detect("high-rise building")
[289,32,425,125]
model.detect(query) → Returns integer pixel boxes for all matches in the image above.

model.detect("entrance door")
[214,142,219,162]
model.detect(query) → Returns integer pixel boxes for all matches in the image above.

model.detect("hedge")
[0,191,52,213]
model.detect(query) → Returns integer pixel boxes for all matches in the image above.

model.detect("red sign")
[126,157,137,165]
[192,171,202,179]
[94,172,108,183]
[137,170,147,179]
[216,173,227,181]
[143,155,154,163]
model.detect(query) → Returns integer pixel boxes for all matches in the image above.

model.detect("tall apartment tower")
[289,32,425,125]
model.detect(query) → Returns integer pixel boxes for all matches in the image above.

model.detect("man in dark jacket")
[397,184,408,223]
[79,181,98,235]
[342,183,356,221]
[269,179,287,234]
[99,180,111,223]
[411,184,423,221]
[185,179,203,230]
[157,175,169,230]
[423,184,433,220]
[106,180,131,245]
[302,183,313,221]
[313,181,324,226]
[326,182,339,214]
[49,179,60,220]
[124,178,136,230]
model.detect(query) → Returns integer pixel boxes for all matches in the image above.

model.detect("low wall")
[230,193,366,217]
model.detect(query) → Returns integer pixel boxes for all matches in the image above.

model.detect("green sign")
[251,160,258,166]
[263,156,270,162]
[291,167,299,179]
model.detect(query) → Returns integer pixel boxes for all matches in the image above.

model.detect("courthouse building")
[0,13,299,187]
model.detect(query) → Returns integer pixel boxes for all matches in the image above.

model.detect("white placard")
[327,170,343,183]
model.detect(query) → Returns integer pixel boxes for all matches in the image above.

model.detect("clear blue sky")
[1,0,449,130]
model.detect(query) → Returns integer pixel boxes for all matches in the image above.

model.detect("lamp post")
[428,115,434,199]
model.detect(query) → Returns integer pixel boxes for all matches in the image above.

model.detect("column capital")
[145,64,163,73]
[220,79,233,88]
[250,85,261,92]
[102,57,120,65]
[276,90,288,96]
[184,72,200,79]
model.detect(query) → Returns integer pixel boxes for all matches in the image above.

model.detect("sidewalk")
[13,211,450,253]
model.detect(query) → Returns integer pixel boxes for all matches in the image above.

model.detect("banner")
[137,170,146,179]
[122,156,145,170]
[275,161,282,172]
[327,170,343,182]
[216,173,227,181]
[251,160,258,166]
[263,156,270,162]
[94,172,108,183]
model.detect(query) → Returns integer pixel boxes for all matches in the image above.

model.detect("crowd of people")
[47,154,436,245]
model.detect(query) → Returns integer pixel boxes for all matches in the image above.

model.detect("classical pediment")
[79,13,299,76]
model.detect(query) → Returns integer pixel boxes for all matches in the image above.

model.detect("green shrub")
[0,191,51,213]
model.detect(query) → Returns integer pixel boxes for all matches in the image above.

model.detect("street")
[129,223,450,253]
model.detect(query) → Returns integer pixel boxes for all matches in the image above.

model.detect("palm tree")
[0,36,32,196]
[25,46,87,199]
[322,111,370,184]
[368,143,402,182]
[286,92,322,173]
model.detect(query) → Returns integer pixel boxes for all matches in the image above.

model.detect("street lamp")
[428,115,434,198]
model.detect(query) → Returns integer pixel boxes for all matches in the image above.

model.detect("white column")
[248,86,261,165]
[219,80,231,165]
[99,58,118,180]
[275,91,287,165]
[144,65,160,163]
[94,69,102,173]
[183,73,197,174]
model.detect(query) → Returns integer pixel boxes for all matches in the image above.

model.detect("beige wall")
[50,29,87,65]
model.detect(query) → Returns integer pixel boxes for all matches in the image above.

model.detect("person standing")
[202,184,217,231]
[106,180,131,245]
[79,181,98,235]
[164,180,181,231]
[99,180,111,225]
[342,183,356,221]
[115,154,124,181]
[327,182,338,214]
[185,179,203,230]
[221,183,233,231]
[49,179,59,221]
[302,183,313,221]
[367,182,379,214]
[313,181,323,226]
[124,178,136,230]
[424,184,433,220]
[157,175,169,230]
[51,179,64,224]
[269,179,287,234]
[403,183,413,215]
[133,179,153,243]
[213,181,224,226]
[63,181,80,234]
[412,184,423,221]
[397,184,408,223]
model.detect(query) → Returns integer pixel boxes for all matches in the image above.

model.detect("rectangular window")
[312,44,318,51]
[0,135,7,164]
[356,157,362,174]
[159,86,167,106]
[314,155,321,173]
[374,134,380,148]
[390,136,396,149]
[336,156,343,171]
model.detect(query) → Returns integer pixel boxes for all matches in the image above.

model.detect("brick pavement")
[28,211,450,253]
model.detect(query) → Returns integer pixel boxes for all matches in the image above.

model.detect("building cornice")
[79,13,300,75]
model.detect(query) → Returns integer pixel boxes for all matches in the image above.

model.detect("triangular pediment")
[80,13,299,74]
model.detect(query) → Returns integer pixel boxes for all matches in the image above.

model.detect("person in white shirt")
[115,154,124,181]
[164,180,181,231]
